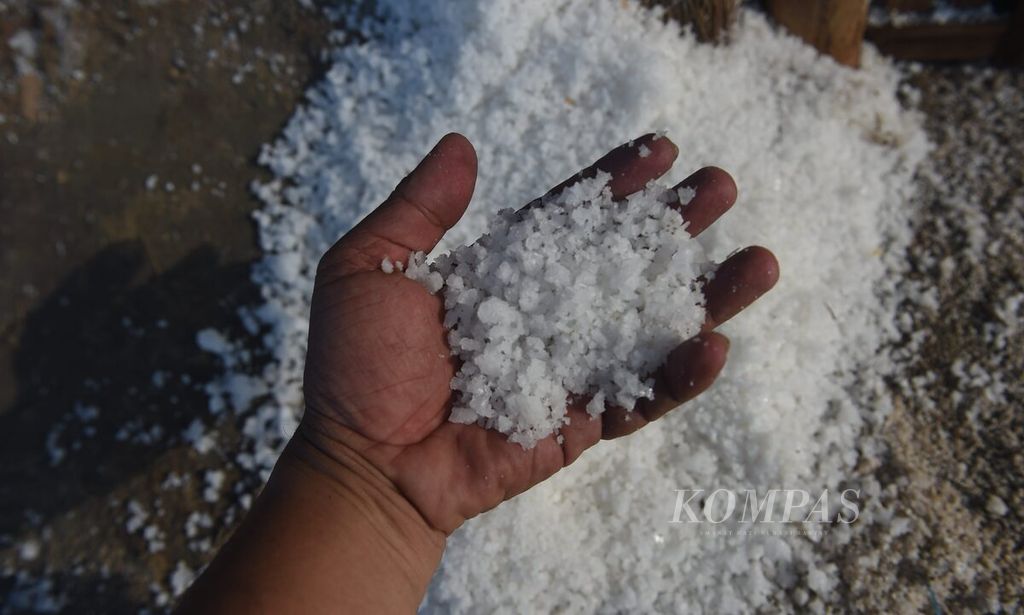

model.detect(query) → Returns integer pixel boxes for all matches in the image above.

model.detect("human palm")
[301,133,778,534]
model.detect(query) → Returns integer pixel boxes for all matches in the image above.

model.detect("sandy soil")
[832,66,1024,613]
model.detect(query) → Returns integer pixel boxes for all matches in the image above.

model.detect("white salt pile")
[205,0,931,612]
[398,173,709,447]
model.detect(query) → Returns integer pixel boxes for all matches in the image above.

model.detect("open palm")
[300,133,778,534]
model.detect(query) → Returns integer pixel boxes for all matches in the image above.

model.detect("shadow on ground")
[0,242,254,536]
[0,1,330,609]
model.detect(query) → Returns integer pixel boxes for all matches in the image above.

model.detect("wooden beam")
[884,0,933,11]
[641,0,738,43]
[996,0,1024,64]
[766,0,869,68]
[865,20,1010,61]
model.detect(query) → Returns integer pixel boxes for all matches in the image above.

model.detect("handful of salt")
[401,172,712,447]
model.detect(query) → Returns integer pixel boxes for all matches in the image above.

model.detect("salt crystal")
[125,500,148,534]
[169,562,194,597]
[182,418,215,454]
[203,470,225,503]
[18,540,40,561]
[676,186,696,206]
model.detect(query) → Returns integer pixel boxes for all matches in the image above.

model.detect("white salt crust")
[221,2,931,612]
[398,173,709,447]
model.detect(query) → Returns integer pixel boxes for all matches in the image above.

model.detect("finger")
[320,133,478,277]
[553,406,603,466]
[599,404,645,440]
[637,332,729,422]
[525,133,678,209]
[667,166,738,237]
[702,246,780,331]
[600,332,730,439]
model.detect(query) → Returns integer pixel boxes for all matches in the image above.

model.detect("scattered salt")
[168,562,194,597]
[185,511,213,538]
[161,472,187,490]
[125,500,148,534]
[18,539,40,561]
[203,470,225,503]
[182,418,215,454]
[45,426,65,466]
[72,403,98,422]
[143,524,165,553]
[196,328,232,356]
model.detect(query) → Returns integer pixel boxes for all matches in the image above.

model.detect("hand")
[299,133,779,536]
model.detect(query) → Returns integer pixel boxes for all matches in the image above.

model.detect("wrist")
[287,418,446,603]
[177,421,444,614]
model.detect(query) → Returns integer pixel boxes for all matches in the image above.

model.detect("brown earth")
[832,66,1024,614]
[0,1,328,610]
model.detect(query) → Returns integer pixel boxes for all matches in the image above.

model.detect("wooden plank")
[865,20,1010,61]
[766,0,869,67]
[885,0,934,11]
[950,0,991,7]
[997,0,1024,64]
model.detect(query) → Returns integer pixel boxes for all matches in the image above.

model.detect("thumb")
[321,133,478,277]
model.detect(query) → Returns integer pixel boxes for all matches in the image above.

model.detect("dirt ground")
[0,2,1021,613]
[832,66,1024,613]
[0,1,328,610]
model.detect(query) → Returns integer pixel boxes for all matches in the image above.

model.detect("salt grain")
[168,562,194,597]
[18,540,40,562]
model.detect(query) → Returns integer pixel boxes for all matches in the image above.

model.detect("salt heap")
[401,172,709,447]
[237,0,929,612]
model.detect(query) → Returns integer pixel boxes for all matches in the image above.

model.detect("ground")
[0,1,1020,613]
[834,66,1024,612]
[0,1,328,610]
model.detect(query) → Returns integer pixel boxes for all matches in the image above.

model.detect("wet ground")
[0,2,1021,613]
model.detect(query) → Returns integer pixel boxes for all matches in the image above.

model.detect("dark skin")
[178,133,779,613]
